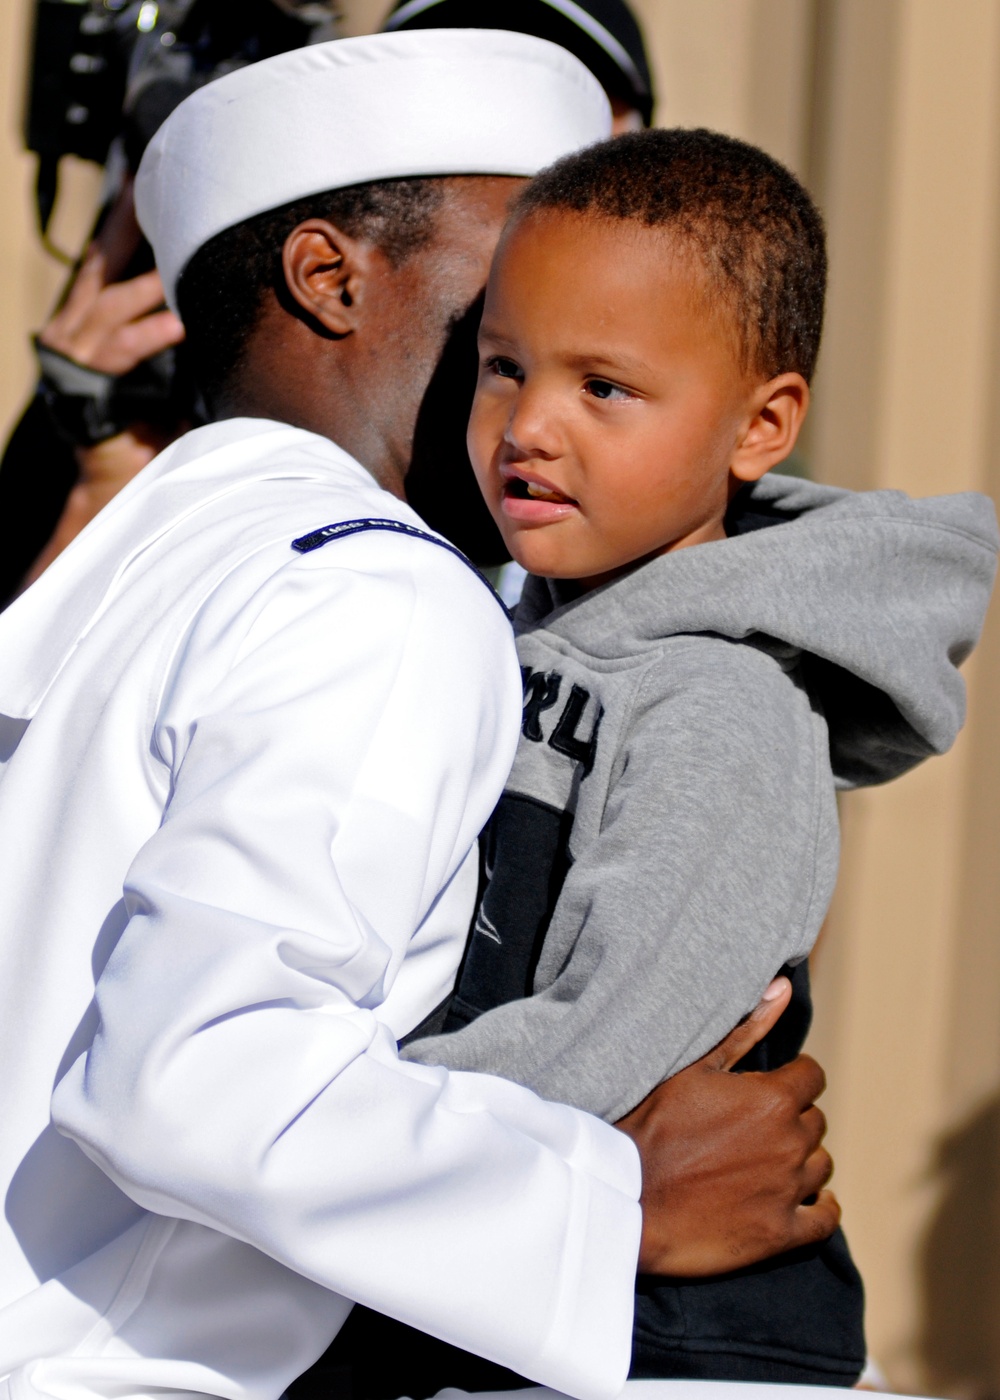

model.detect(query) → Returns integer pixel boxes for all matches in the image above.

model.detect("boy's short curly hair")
[513,128,827,383]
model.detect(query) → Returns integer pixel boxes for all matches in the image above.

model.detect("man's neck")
[213,378,408,501]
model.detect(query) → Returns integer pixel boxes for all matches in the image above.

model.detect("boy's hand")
[616,976,840,1277]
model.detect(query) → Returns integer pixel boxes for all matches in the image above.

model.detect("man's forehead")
[400,179,528,291]
[437,175,529,222]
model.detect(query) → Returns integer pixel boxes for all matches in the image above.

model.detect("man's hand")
[17,181,189,595]
[616,976,840,1277]
[38,180,185,378]
[39,257,184,378]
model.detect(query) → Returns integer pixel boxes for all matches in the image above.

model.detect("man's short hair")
[513,128,827,383]
[177,177,446,405]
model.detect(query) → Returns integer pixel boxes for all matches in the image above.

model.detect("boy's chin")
[508,543,600,582]
[507,541,565,579]
[501,523,624,583]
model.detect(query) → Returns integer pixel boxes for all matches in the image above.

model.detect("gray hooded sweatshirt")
[320,476,997,1393]
[403,475,998,1127]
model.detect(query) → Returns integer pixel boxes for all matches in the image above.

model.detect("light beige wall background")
[3,2,1000,1394]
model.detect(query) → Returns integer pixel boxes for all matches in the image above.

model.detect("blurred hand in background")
[19,181,188,594]
[39,180,184,379]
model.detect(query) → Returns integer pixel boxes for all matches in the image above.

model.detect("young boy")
[329,130,998,1393]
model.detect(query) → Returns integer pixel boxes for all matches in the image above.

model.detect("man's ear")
[731,372,810,484]
[281,219,378,337]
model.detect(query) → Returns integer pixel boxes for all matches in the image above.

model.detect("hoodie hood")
[516,474,999,787]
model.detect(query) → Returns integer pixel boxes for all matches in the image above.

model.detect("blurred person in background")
[384,0,654,129]
[0,0,339,606]
[0,0,656,605]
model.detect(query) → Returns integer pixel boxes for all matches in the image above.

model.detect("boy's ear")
[281,219,379,337]
[730,372,810,484]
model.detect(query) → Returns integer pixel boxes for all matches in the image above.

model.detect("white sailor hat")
[135,27,611,311]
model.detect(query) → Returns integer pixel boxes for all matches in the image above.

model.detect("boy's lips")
[499,466,579,524]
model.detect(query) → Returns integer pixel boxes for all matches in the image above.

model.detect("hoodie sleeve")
[405,634,838,1123]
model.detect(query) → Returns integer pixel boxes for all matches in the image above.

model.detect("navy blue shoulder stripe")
[291,517,511,619]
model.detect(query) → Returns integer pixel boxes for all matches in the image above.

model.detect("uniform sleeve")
[51,538,641,1400]
[405,636,839,1123]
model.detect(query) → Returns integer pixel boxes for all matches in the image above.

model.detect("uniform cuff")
[535,1148,642,1400]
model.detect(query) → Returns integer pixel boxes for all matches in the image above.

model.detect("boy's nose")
[503,386,563,461]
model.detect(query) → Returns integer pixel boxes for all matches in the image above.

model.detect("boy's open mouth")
[503,478,577,506]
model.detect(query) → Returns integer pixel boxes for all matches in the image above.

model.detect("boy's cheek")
[467,439,500,515]
[466,404,501,487]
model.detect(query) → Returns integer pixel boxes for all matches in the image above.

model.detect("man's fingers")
[801,1146,834,1199]
[771,1051,826,1109]
[790,1189,841,1248]
[41,248,110,344]
[41,272,181,377]
[117,309,187,367]
[800,1102,827,1151]
[706,976,791,1071]
[97,270,173,328]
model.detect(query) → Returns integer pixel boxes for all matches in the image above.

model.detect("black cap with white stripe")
[384,0,655,124]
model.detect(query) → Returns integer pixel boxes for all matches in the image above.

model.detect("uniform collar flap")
[0,419,362,719]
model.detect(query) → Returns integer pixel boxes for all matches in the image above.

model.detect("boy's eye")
[585,378,632,402]
[487,356,521,380]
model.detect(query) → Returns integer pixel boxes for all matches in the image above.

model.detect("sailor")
[0,29,836,1400]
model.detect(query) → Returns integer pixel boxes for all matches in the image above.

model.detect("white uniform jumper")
[0,419,640,1400]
